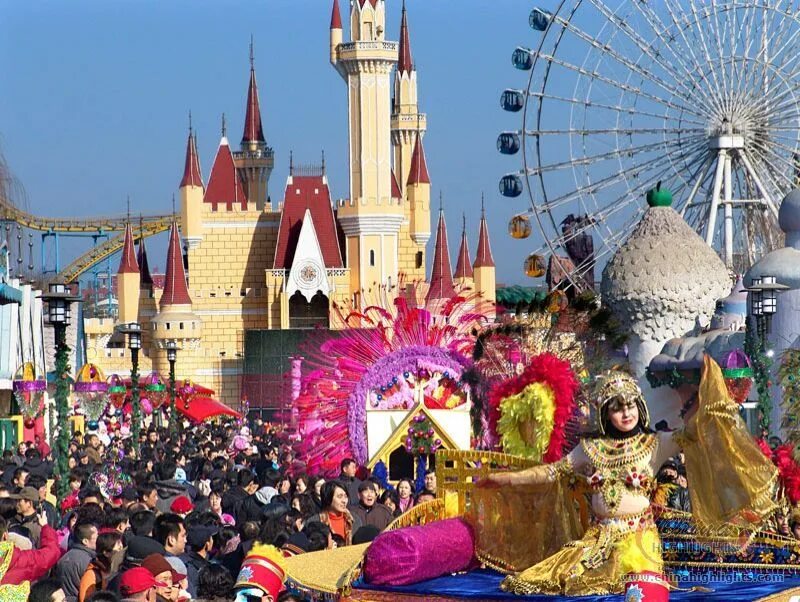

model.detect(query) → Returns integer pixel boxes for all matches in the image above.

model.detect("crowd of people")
[0,421,439,601]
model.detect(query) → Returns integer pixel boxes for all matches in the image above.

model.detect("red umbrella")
[177,395,241,423]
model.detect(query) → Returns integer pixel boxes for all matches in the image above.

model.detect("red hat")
[236,544,287,600]
[120,567,167,595]
[624,572,669,602]
[170,495,194,514]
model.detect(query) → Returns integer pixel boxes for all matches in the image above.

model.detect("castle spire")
[161,221,191,307]
[136,229,153,289]
[242,39,265,145]
[426,209,456,302]
[330,0,342,30]
[474,197,495,268]
[407,134,430,185]
[454,213,473,280]
[179,118,204,189]
[398,0,413,75]
[118,223,139,274]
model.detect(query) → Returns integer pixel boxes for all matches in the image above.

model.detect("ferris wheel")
[498,0,800,292]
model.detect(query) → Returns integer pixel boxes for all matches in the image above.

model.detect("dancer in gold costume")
[472,355,779,596]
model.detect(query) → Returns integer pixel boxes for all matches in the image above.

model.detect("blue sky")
[1,0,539,285]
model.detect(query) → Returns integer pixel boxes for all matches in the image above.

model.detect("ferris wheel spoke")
[535,52,710,120]
[526,126,703,137]
[528,91,706,127]
[659,0,728,116]
[547,12,712,120]
[534,136,708,215]
[589,0,720,116]
[632,1,727,117]
[525,137,704,177]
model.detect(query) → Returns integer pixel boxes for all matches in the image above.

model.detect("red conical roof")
[426,210,456,302]
[118,224,139,274]
[407,134,430,185]
[474,208,495,268]
[398,2,413,75]
[391,170,402,199]
[358,0,378,7]
[454,216,473,279]
[204,137,247,211]
[241,64,265,144]
[330,0,342,29]
[179,130,203,189]
[137,235,153,289]
[161,222,191,307]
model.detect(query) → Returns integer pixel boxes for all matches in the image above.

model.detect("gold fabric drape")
[468,471,584,573]
[681,355,779,531]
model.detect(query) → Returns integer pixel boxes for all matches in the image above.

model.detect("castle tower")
[453,215,474,290]
[151,222,202,381]
[179,122,204,250]
[426,209,455,304]
[117,223,140,324]
[331,0,404,296]
[391,1,426,195]
[473,202,496,319]
[329,0,343,65]
[204,120,248,212]
[233,41,275,211]
[136,233,157,351]
[402,134,432,282]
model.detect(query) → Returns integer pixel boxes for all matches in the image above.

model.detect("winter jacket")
[350,502,394,532]
[155,479,196,514]
[179,551,209,597]
[54,542,97,602]
[22,457,53,479]
[0,524,61,585]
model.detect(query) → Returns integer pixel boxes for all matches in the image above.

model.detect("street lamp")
[117,322,142,443]
[166,340,178,437]
[41,281,80,502]
[759,275,789,337]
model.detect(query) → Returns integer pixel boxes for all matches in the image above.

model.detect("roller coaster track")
[0,194,177,282]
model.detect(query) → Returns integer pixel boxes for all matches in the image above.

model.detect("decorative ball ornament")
[721,349,754,405]
[509,214,532,239]
[74,363,109,422]
[87,420,99,431]
[141,398,153,415]
[12,362,46,420]
[524,253,546,278]
[107,374,127,409]
[142,372,168,409]
[23,418,36,430]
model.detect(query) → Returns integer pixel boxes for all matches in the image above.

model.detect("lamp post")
[117,322,142,443]
[759,275,789,339]
[166,340,178,438]
[41,281,80,502]
[747,277,764,344]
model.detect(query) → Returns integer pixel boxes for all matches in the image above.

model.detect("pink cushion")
[363,518,476,585]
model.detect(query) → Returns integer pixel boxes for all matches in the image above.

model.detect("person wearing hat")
[180,525,217,597]
[164,556,191,601]
[141,553,178,601]
[235,543,287,602]
[10,486,42,547]
[169,496,193,517]
[119,566,165,602]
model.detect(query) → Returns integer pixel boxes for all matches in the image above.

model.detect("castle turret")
[204,120,248,212]
[151,222,202,381]
[453,214,474,289]
[233,41,274,211]
[391,1,426,195]
[179,122,204,250]
[473,202,496,318]
[333,0,403,296]
[117,223,140,324]
[426,209,455,304]
[406,134,431,246]
[329,0,343,66]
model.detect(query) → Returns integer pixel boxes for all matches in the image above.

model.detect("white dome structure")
[744,188,800,433]
[601,186,731,426]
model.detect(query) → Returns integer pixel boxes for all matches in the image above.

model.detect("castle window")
[370,250,375,266]
[416,251,423,269]
[166,323,171,330]
[179,322,184,330]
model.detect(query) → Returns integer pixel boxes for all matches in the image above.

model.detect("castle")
[84,0,496,408]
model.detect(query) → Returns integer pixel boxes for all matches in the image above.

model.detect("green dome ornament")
[646,182,673,207]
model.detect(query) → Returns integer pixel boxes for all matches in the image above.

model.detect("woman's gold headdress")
[592,370,649,433]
